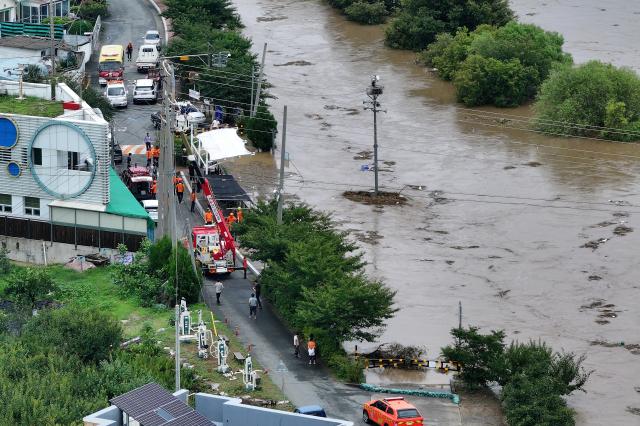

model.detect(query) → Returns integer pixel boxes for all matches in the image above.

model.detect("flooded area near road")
[227,0,640,423]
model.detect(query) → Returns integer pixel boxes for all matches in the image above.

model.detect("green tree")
[163,0,241,31]
[344,1,388,25]
[0,246,11,274]
[23,64,45,83]
[3,268,58,310]
[64,78,115,121]
[245,105,277,151]
[441,326,506,388]
[385,0,513,50]
[419,30,474,80]
[163,244,202,305]
[534,61,640,141]
[22,307,122,364]
[502,375,575,426]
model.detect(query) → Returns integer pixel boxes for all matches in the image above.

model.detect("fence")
[0,215,144,251]
[0,22,64,39]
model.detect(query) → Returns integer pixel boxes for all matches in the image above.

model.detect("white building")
[0,0,17,22]
[0,80,151,263]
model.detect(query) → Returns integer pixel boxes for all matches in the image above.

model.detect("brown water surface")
[228,0,640,423]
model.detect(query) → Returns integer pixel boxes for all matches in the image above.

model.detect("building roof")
[106,167,152,222]
[0,36,71,51]
[109,383,212,426]
[207,174,251,202]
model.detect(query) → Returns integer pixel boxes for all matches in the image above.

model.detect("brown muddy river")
[228,0,640,423]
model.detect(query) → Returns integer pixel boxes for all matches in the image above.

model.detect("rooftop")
[0,36,71,51]
[0,95,62,118]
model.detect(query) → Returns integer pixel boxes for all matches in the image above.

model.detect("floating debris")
[613,225,633,236]
[274,60,313,66]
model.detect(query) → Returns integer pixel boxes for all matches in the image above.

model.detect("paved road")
[87,0,164,162]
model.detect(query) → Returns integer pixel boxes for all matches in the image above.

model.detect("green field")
[0,95,63,118]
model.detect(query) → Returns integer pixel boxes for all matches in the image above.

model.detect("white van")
[135,44,159,72]
[105,81,128,108]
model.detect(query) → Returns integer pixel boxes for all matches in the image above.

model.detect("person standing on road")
[151,179,157,199]
[176,180,184,203]
[253,281,262,309]
[307,336,317,365]
[126,153,132,168]
[146,147,152,167]
[249,293,258,319]
[214,281,224,304]
[144,133,152,151]
[152,146,160,167]
[190,190,196,212]
[293,332,300,358]
[126,42,133,61]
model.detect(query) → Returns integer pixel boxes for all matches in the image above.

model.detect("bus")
[98,45,124,86]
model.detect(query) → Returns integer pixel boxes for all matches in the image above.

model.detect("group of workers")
[146,145,161,167]
[204,207,243,226]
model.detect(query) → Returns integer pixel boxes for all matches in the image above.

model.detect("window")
[55,1,62,17]
[32,148,42,166]
[24,197,40,216]
[67,151,79,170]
[397,409,420,419]
[0,194,11,213]
[40,4,47,20]
[0,8,11,22]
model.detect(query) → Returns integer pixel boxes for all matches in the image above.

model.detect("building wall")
[0,1,16,22]
[0,235,118,264]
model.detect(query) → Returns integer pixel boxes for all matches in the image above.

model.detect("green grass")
[1,264,291,406]
[0,95,63,118]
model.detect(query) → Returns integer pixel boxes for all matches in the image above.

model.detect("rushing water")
[227,0,640,423]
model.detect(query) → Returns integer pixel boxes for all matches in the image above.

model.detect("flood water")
[228,0,640,423]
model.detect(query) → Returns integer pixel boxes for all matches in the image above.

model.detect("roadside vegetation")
[443,326,592,426]
[419,22,571,107]
[326,0,399,25]
[163,0,278,150]
[234,201,397,382]
[0,244,288,425]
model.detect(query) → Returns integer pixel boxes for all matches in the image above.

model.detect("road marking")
[121,144,147,155]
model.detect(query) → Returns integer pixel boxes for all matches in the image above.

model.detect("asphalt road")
[86,0,164,163]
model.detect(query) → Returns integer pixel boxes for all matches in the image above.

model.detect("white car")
[141,199,158,223]
[132,79,158,104]
[143,30,161,50]
[105,81,128,108]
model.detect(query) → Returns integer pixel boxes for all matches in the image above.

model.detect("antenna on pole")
[364,75,384,196]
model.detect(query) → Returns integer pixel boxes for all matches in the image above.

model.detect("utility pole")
[249,66,255,116]
[158,60,175,240]
[251,43,267,117]
[364,76,384,195]
[276,105,287,225]
[49,0,56,100]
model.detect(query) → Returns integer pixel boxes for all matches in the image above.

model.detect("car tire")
[362,411,370,424]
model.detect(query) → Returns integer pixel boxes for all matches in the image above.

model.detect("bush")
[64,78,115,121]
[502,375,576,426]
[3,267,58,310]
[23,64,45,83]
[328,353,365,383]
[385,0,514,50]
[534,61,640,141]
[344,1,387,25]
[0,246,10,274]
[68,19,93,35]
[245,105,277,151]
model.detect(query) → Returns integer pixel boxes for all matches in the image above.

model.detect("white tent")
[192,128,253,174]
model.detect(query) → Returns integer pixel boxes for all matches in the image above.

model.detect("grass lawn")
[1,264,291,407]
[0,95,63,118]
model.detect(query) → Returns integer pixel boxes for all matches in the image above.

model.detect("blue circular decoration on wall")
[7,162,21,177]
[0,117,19,148]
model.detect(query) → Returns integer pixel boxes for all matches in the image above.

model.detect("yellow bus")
[98,45,124,86]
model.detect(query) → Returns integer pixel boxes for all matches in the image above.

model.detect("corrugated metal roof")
[109,383,212,426]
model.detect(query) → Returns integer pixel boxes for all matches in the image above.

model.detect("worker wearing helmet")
[227,212,236,226]
[237,207,243,223]
[176,180,185,203]
[205,209,214,224]
[151,180,157,198]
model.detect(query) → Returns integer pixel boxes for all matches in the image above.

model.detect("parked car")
[362,397,423,425]
[132,79,158,104]
[143,30,161,50]
[174,101,206,133]
[141,199,158,223]
[135,44,159,72]
[294,405,327,418]
[121,166,153,201]
[105,81,128,108]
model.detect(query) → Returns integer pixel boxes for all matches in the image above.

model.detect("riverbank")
[227,0,640,424]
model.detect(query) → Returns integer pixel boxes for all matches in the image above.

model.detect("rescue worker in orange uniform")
[152,146,160,166]
[146,147,152,167]
[227,212,236,226]
[176,180,185,203]
[151,180,157,198]
[237,207,243,223]
[204,209,214,224]
[190,190,196,212]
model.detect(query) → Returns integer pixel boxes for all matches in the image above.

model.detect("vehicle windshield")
[145,33,160,40]
[108,87,125,96]
[132,181,150,195]
[99,61,122,71]
[397,409,420,419]
[142,47,155,53]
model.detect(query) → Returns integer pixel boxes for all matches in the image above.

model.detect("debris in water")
[580,300,604,310]
[524,161,542,167]
[256,15,288,22]
[383,160,396,166]
[274,60,313,66]
[445,260,455,265]
[407,185,426,190]
[591,220,617,228]
[608,199,631,206]
[304,113,323,120]
[451,245,480,250]
[627,407,640,416]
[353,150,372,160]
[588,275,602,281]
[428,190,451,205]
[581,238,608,250]
[595,319,610,325]
[503,165,516,170]
[343,190,408,206]
[613,212,629,217]
[496,289,511,298]
[613,225,633,236]
[590,341,640,355]
[488,255,502,259]
[353,230,383,245]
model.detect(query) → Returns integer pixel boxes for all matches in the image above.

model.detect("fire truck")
[192,178,237,275]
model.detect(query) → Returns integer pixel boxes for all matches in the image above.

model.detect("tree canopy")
[534,61,640,141]
[385,0,514,50]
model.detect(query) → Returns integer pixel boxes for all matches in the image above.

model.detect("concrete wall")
[0,235,118,264]
[194,393,353,426]
[82,405,121,426]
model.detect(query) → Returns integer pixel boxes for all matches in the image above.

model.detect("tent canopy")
[196,128,252,162]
